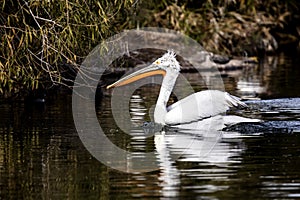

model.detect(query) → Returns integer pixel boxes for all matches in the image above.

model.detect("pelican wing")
[165,90,247,125]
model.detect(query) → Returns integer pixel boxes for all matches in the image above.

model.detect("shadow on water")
[1,52,300,199]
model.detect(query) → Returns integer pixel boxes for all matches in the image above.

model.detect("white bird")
[107,50,260,129]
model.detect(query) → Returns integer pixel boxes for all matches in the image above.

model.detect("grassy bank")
[0,0,136,97]
[0,0,299,97]
[138,0,299,54]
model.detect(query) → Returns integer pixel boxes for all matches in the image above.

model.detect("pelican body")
[107,50,259,128]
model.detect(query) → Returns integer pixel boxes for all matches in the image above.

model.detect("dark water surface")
[1,53,300,199]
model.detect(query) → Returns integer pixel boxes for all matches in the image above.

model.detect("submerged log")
[102,49,258,79]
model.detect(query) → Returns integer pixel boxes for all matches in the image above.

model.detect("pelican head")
[106,50,180,89]
[153,50,180,72]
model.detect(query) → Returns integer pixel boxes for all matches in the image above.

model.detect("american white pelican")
[107,50,260,128]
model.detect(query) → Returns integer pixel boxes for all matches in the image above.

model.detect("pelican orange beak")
[106,64,166,89]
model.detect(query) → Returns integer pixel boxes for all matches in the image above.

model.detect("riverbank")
[1,0,299,98]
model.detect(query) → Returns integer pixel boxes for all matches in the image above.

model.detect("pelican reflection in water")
[107,50,260,130]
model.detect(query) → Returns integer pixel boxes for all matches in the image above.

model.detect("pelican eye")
[155,60,161,65]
